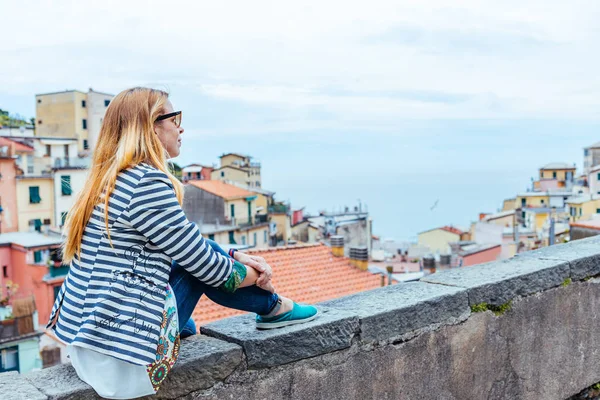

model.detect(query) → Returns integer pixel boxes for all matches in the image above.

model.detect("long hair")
[62,87,183,263]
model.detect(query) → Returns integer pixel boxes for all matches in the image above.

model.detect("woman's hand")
[234,252,273,287]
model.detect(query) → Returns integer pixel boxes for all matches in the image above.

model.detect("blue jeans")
[169,239,279,338]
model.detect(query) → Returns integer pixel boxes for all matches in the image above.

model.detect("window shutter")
[61,176,72,196]
[29,186,41,204]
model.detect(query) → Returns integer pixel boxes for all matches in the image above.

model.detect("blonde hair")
[62,87,183,263]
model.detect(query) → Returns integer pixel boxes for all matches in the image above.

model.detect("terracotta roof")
[187,180,256,200]
[0,137,34,152]
[191,243,382,328]
[440,226,464,235]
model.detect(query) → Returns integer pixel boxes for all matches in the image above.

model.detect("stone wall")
[6,236,600,400]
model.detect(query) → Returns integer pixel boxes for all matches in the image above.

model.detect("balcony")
[268,204,289,214]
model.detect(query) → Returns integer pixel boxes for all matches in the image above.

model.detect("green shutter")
[29,186,41,204]
[34,250,42,263]
[61,176,72,196]
[229,231,236,244]
[61,212,68,226]
[230,204,235,218]
[208,233,215,240]
[34,219,42,232]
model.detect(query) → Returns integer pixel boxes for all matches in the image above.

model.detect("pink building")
[458,244,502,267]
[0,138,32,233]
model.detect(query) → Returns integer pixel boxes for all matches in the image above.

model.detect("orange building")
[192,243,383,328]
[0,233,66,326]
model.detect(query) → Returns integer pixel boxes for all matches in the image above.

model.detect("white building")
[589,165,600,195]
[87,90,114,151]
[53,167,88,228]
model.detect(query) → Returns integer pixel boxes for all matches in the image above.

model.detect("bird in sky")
[430,199,439,211]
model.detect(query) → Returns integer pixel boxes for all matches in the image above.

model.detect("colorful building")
[0,143,21,233]
[0,232,66,327]
[0,296,43,374]
[566,195,600,222]
[455,243,502,267]
[15,176,55,232]
[216,152,262,188]
[583,141,600,175]
[418,226,464,255]
[181,163,213,183]
[35,89,114,152]
[52,166,88,228]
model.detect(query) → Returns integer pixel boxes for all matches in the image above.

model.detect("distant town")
[0,88,598,375]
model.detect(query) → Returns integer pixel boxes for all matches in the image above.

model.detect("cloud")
[1,0,599,132]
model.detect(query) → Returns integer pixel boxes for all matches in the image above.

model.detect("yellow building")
[270,213,292,245]
[566,196,600,222]
[35,89,114,153]
[218,152,261,188]
[516,193,551,208]
[539,163,576,181]
[482,210,515,228]
[502,198,517,211]
[15,177,55,232]
[417,226,464,255]
[211,165,250,187]
[235,224,270,248]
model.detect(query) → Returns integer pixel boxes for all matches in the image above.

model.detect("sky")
[2,1,600,240]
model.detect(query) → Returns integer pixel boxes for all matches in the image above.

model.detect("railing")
[268,204,289,214]
[255,214,269,223]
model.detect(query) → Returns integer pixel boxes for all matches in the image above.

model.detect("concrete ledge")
[23,336,243,400]
[201,307,359,368]
[0,371,47,400]
[421,256,570,305]
[515,235,600,280]
[320,282,469,343]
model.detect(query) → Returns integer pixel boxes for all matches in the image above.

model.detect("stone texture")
[516,236,600,280]
[421,255,569,305]
[24,336,242,400]
[201,307,359,368]
[189,281,600,400]
[24,363,99,400]
[154,335,242,399]
[320,281,469,343]
[0,371,47,400]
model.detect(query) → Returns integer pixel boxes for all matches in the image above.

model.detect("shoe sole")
[256,311,319,330]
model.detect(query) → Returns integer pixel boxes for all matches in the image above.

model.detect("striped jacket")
[47,163,234,365]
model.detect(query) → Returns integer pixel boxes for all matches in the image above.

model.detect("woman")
[47,87,318,399]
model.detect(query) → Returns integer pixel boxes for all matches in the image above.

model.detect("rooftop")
[0,137,34,153]
[187,180,257,200]
[565,195,600,205]
[570,218,600,230]
[458,243,501,257]
[419,226,464,236]
[482,210,515,221]
[192,243,382,327]
[540,162,576,170]
[517,191,573,197]
[0,232,63,249]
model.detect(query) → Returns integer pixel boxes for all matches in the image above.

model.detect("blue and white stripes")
[47,163,234,366]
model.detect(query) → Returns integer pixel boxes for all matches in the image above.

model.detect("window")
[43,218,51,225]
[540,199,545,205]
[82,119,87,130]
[30,219,42,232]
[53,286,61,301]
[585,149,589,156]
[221,171,225,177]
[61,212,68,226]
[64,144,69,158]
[521,198,526,207]
[0,347,19,373]
[228,231,236,244]
[580,208,583,216]
[81,100,86,108]
[83,140,89,150]
[61,175,72,196]
[26,155,34,174]
[264,230,267,243]
[596,209,600,214]
[597,173,600,181]
[253,232,257,246]
[241,236,246,245]
[34,250,42,263]
[187,172,192,178]
[552,171,557,179]
[230,204,235,218]
[29,186,41,204]
[208,233,215,241]
[2,266,7,278]
[37,99,42,104]
[105,99,110,107]
[45,145,51,156]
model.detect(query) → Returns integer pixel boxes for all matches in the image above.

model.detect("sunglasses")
[155,111,182,128]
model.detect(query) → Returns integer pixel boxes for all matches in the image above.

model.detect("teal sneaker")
[256,303,318,330]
